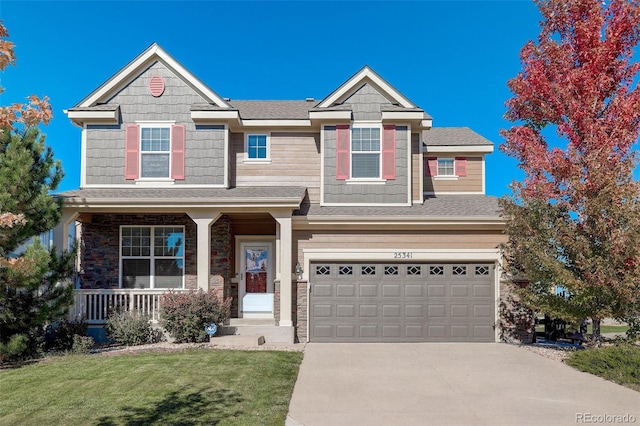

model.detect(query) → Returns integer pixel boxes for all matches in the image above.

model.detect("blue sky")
[0,0,543,196]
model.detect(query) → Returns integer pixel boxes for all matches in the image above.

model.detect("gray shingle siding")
[339,83,393,121]
[323,125,409,204]
[84,61,225,186]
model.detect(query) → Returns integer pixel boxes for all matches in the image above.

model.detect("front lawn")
[0,349,303,425]
[566,345,640,392]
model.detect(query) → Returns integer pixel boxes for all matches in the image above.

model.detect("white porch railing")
[70,289,189,325]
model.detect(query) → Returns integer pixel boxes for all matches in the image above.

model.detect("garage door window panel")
[407,265,421,276]
[384,265,398,275]
[339,266,353,275]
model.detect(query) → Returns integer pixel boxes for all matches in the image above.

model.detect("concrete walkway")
[286,343,640,426]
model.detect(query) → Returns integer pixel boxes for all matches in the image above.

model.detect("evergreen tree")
[0,22,75,362]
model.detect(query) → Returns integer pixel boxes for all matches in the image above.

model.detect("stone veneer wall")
[79,214,197,289]
[211,215,232,300]
[79,214,232,300]
[274,280,281,323]
[295,280,308,343]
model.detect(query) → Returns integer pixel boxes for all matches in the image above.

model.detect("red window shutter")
[171,124,186,180]
[425,157,437,177]
[125,124,140,179]
[455,157,467,177]
[382,125,396,179]
[336,125,350,180]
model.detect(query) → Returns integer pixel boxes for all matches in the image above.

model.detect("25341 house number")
[393,252,413,259]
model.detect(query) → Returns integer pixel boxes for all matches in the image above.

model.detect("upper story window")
[246,134,269,161]
[125,122,185,181]
[335,124,396,181]
[351,127,381,178]
[425,156,467,178]
[437,158,455,177]
[141,127,171,178]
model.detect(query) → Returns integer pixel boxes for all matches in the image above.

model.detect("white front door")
[240,242,274,316]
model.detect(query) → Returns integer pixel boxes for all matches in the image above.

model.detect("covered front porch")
[54,187,306,343]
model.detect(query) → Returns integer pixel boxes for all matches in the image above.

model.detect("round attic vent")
[149,75,165,97]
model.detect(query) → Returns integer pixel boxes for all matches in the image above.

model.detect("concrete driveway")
[286,343,640,426]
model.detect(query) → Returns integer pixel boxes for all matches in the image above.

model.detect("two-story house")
[55,43,507,343]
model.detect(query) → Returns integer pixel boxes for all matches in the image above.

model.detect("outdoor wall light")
[294,262,303,279]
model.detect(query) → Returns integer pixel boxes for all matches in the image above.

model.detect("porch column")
[52,211,79,255]
[187,211,222,291]
[271,210,293,327]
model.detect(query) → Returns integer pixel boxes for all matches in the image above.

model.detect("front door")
[240,242,274,316]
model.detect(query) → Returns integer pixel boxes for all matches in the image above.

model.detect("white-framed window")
[246,134,269,160]
[140,126,171,178]
[351,126,381,178]
[437,158,455,176]
[120,226,184,289]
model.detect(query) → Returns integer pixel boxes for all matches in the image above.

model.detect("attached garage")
[310,262,496,342]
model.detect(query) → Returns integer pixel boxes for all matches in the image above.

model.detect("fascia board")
[66,110,119,123]
[424,145,494,153]
[421,119,433,129]
[381,111,425,121]
[191,110,240,121]
[241,119,312,127]
[309,111,352,120]
[63,199,303,210]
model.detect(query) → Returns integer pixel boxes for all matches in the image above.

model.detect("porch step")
[219,323,293,343]
[211,335,265,347]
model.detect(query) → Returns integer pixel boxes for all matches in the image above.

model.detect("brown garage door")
[310,262,495,342]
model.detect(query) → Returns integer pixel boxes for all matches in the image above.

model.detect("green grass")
[534,324,629,335]
[592,325,629,335]
[0,349,303,425]
[566,345,640,392]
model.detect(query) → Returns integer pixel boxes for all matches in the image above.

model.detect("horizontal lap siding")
[293,230,507,265]
[232,132,320,203]
[424,155,483,194]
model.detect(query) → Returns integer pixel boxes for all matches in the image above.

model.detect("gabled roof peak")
[316,65,418,110]
[72,43,231,109]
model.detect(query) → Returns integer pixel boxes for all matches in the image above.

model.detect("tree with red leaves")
[500,0,640,341]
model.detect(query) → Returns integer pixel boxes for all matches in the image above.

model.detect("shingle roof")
[57,187,307,205]
[295,195,501,218]
[229,100,314,120]
[66,104,120,112]
[422,127,493,146]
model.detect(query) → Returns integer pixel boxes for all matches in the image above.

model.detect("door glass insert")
[245,248,268,293]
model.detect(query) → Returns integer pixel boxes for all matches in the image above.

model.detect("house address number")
[393,252,413,259]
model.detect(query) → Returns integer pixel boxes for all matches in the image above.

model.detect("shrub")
[160,290,231,343]
[105,310,163,346]
[72,335,95,354]
[45,317,88,353]
[0,334,29,364]
[566,344,640,392]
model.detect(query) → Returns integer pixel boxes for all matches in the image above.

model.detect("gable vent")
[148,75,165,97]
